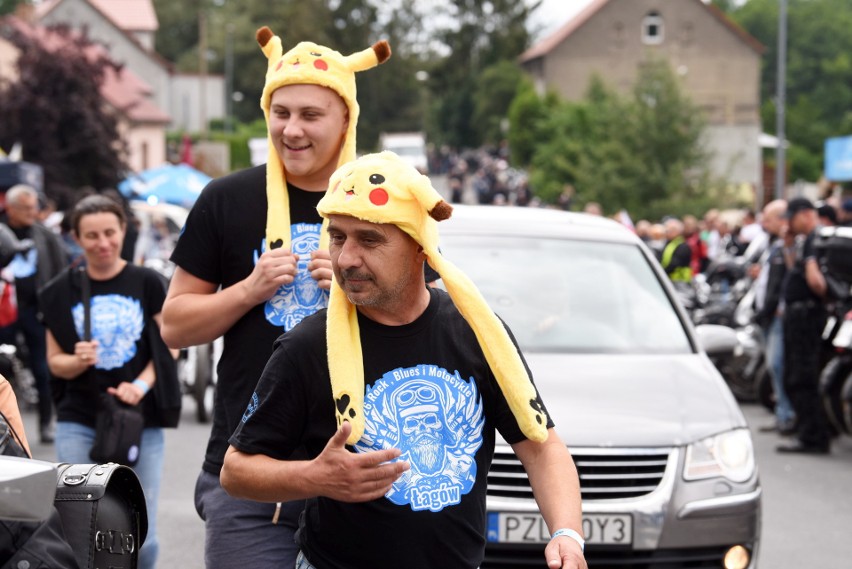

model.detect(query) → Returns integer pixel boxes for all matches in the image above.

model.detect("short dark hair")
[70,194,127,235]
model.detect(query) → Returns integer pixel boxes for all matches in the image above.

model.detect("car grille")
[488,447,671,501]
[483,544,740,568]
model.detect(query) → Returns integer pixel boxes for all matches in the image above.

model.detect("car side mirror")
[694,324,738,356]
[0,456,58,522]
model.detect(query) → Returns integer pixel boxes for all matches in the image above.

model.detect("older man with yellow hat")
[223,152,587,569]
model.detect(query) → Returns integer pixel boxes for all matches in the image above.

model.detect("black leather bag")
[53,463,148,569]
[89,394,144,467]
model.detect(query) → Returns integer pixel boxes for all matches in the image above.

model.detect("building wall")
[122,122,167,172]
[170,74,226,133]
[525,0,762,186]
[703,124,762,189]
[39,0,172,116]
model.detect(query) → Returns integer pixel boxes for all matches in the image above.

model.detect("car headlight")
[684,429,755,483]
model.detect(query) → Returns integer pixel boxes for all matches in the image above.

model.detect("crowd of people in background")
[429,143,852,459]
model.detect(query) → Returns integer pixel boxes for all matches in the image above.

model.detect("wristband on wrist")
[551,528,584,551]
[132,378,150,396]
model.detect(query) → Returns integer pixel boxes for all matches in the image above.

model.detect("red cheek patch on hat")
[369,188,389,206]
[314,59,329,71]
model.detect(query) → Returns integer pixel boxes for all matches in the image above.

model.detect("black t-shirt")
[170,165,328,474]
[7,225,37,308]
[39,264,166,427]
[783,231,821,304]
[230,288,552,569]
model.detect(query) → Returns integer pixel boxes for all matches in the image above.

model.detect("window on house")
[642,11,664,45]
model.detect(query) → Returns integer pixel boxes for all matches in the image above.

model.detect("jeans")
[55,421,164,569]
[194,469,302,569]
[765,315,795,427]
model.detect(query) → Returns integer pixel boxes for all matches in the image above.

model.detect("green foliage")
[512,61,721,219]
[472,61,524,145]
[0,0,28,17]
[423,0,536,148]
[507,79,559,167]
[728,0,852,181]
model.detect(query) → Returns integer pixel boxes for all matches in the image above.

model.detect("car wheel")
[820,356,851,437]
[719,355,757,402]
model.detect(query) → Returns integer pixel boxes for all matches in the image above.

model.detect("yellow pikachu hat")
[317,151,549,445]
[256,27,391,249]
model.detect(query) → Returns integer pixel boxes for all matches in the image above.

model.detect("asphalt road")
[19,392,852,568]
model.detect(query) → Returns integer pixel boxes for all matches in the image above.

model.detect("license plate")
[834,320,852,349]
[487,512,633,545]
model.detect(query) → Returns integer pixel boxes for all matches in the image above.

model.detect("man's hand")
[311,422,409,502]
[243,247,299,305]
[545,535,587,569]
[308,249,333,290]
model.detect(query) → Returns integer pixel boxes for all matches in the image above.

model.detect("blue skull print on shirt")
[355,365,485,513]
[72,295,144,370]
[254,222,329,332]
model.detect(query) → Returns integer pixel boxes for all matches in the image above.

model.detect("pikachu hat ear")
[255,26,391,251]
[317,152,549,445]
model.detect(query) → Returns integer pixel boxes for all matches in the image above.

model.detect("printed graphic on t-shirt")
[254,223,329,331]
[355,365,485,512]
[8,249,37,278]
[73,295,144,370]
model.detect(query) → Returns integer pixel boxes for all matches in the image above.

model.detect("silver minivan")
[436,206,760,569]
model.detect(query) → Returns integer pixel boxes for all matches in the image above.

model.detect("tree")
[727,0,852,181]
[424,0,539,148]
[512,61,725,219]
[0,0,28,17]
[472,61,525,146]
[0,25,128,206]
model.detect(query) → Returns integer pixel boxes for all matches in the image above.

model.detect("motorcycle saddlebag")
[815,226,852,283]
[53,463,148,569]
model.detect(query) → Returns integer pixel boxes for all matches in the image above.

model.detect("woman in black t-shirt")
[40,195,170,569]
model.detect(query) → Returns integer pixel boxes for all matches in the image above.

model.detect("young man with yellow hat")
[162,27,390,568]
[222,152,587,569]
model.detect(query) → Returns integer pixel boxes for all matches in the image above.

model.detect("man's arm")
[512,429,587,569]
[220,422,409,503]
[161,246,300,348]
[804,258,827,298]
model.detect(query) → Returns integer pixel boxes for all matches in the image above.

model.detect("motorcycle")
[815,225,852,437]
[686,257,766,402]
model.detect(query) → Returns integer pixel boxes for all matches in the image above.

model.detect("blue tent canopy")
[118,163,211,207]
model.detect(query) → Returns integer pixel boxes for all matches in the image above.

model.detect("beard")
[408,437,444,475]
[340,269,412,309]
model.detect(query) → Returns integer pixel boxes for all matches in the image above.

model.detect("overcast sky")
[528,0,594,40]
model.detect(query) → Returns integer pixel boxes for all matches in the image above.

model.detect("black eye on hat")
[369,174,385,185]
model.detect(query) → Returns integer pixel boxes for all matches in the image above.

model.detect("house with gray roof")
[520,0,764,190]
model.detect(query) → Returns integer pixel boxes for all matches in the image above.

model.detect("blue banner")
[825,136,852,181]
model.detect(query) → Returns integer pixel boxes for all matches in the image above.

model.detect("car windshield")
[438,235,692,354]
